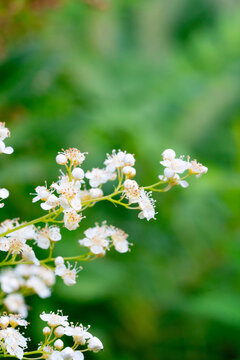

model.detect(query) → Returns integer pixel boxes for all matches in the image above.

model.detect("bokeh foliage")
[0,0,240,359]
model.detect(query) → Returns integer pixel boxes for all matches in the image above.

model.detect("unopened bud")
[54,339,64,350]
[43,326,51,336]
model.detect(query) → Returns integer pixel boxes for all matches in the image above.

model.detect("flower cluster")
[0,314,28,359]
[79,223,130,255]
[40,311,103,359]
[159,148,208,187]
[0,264,55,317]
[0,311,103,360]
[0,124,208,360]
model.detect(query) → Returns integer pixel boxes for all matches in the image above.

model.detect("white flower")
[0,188,9,208]
[32,185,50,203]
[41,194,60,211]
[111,228,129,253]
[170,174,189,188]
[89,188,103,199]
[55,262,79,286]
[0,122,10,141]
[59,149,86,166]
[0,219,19,234]
[4,294,28,318]
[85,168,112,188]
[36,225,61,250]
[88,336,103,352]
[78,224,112,255]
[160,157,190,177]
[138,189,155,221]
[0,327,28,359]
[0,269,22,293]
[26,277,51,298]
[189,159,208,177]
[124,179,140,203]
[64,325,92,345]
[63,209,83,231]
[40,311,69,327]
[58,347,84,360]
[0,140,14,155]
[104,150,135,172]
[51,175,82,211]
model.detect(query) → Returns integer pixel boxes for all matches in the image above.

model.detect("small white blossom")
[32,185,50,203]
[189,159,208,177]
[41,194,60,211]
[51,175,82,211]
[0,188,9,208]
[79,224,112,255]
[138,189,155,221]
[111,228,129,253]
[58,149,86,166]
[0,327,28,359]
[40,311,69,327]
[55,262,79,286]
[124,179,140,203]
[104,150,135,172]
[85,168,112,188]
[0,122,10,141]
[4,294,28,318]
[64,325,92,345]
[63,209,83,231]
[0,140,14,155]
[36,225,61,250]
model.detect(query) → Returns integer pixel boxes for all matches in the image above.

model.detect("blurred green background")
[0,0,240,359]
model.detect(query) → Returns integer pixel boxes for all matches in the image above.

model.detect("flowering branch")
[0,122,208,359]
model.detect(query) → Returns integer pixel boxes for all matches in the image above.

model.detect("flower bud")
[124,153,135,166]
[61,347,74,359]
[55,256,64,266]
[56,154,67,165]
[88,336,104,352]
[54,339,64,350]
[89,188,103,199]
[162,149,176,160]
[43,326,51,336]
[122,166,136,178]
[0,316,9,329]
[54,326,65,337]
[72,168,84,180]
